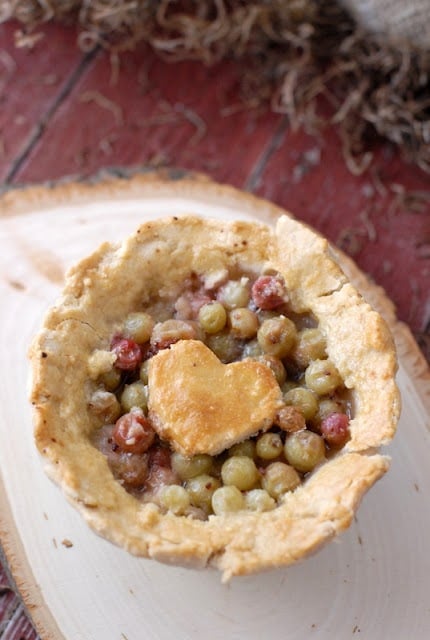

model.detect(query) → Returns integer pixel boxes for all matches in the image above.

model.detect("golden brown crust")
[272,216,400,450]
[30,214,400,581]
[148,340,283,456]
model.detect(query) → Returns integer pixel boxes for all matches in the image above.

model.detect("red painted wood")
[0,21,85,181]
[0,584,17,625]
[1,564,37,639]
[13,44,283,186]
[1,604,38,640]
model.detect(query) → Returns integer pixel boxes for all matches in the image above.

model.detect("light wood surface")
[1,174,429,640]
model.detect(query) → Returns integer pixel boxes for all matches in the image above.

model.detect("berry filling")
[89,270,351,519]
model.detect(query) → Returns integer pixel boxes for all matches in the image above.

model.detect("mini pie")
[30,215,400,581]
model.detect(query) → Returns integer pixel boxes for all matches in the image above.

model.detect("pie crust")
[30,214,400,581]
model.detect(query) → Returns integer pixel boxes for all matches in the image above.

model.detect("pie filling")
[88,270,351,520]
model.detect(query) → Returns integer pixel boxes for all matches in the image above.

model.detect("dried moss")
[1,0,430,172]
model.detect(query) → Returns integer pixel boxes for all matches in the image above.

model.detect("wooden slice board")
[1,170,429,640]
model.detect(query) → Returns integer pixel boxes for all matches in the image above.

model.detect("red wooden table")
[0,18,429,639]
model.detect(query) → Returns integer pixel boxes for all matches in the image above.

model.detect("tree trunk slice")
[1,170,429,640]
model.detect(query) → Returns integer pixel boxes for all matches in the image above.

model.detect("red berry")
[251,275,287,309]
[111,337,142,371]
[175,289,213,320]
[320,412,350,447]
[113,410,155,454]
[149,446,172,468]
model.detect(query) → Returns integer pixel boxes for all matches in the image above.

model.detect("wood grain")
[10,44,283,188]
[0,21,86,183]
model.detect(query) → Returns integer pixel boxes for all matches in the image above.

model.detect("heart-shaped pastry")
[148,340,283,456]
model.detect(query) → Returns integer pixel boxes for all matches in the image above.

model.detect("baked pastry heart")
[30,214,400,581]
[148,340,283,456]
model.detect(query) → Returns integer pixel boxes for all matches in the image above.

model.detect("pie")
[30,214,400,581]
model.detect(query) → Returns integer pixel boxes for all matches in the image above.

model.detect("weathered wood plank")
[0,21,86,182]
[12,44,283,186]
